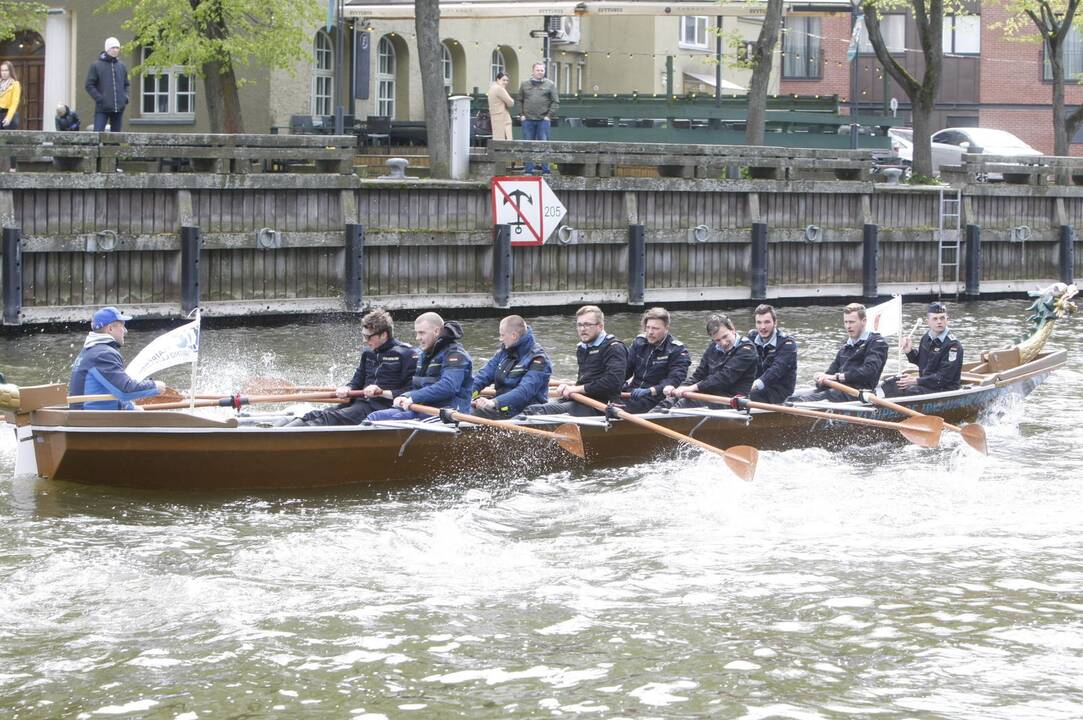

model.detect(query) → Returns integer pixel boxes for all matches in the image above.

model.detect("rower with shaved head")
[367,312,473,422]
[471,315,552,419]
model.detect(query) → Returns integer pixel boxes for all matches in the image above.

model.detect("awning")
[683,71,746,93]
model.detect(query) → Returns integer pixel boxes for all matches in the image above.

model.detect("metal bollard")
[2,226,21,325]
[1060,225,1075,286]
[345,223,365,312]
[862,223,879,300]
[628,224,646,306]
[492,224,511,308]
[750,222,767,300]
[964,224,982,297]
[180,225,201,314]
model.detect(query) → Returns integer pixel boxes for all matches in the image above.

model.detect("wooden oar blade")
[723,445,758,482]
[898,415,944,448]
[554,423,586,459]
[959,423,988,455]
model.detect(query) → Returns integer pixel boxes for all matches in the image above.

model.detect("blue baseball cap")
[92,306,132,330]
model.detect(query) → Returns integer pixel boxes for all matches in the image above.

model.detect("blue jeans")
[94,110,124,132]
[521,118,550,174]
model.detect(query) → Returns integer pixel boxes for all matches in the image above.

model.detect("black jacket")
[55,109,81,131]
[85,53,130,113]
[347,336,418,409]
[623,333,691,395]
[825,332,889,390]
[747,329,798,404]
[905,332,963,392]
[687,337,758,397]
[576,333,628,402]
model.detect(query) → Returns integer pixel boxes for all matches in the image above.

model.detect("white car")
[885,127,1041,181]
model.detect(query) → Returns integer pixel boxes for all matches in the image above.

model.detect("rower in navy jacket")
[881,301,963,397]
[787,302,889,403]
[69,306,164,410]
[523,305,628,417]
[470,314,552,419]
[747,303,798,405]
[368,312,473,421]
[663,313,758,408]
[621,306,690,413]
[288,308,418,426]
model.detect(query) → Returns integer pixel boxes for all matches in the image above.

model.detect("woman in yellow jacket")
[0,61,21,130]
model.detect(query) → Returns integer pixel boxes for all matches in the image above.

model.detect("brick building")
[780,4,1083,155]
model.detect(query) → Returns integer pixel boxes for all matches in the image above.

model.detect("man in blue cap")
[69,306,164,410]
[882,301,963,397]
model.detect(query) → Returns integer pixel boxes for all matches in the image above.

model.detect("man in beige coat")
[486,73,514,141]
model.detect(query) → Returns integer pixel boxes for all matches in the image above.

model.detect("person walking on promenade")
[85,37,130,132]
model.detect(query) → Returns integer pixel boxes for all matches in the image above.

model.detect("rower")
[881,301,963,397]
[621,307,690,413]
[286,308,418,427]
[662,313,757,408]
[470,315,552,419]
[787,302,888,403]
[522,305,628,417]
[69,306,165,410]
[747,303,798,405]
[367,312,473,421]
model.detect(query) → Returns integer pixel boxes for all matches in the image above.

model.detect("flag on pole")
[866,295,903,336]
[847,12,864,62]
[126,315,201,381]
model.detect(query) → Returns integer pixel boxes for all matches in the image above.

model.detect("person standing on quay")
[487,72,515,142]
[0,61,22,172]
[518,61,559,175]
[85,37,130,132]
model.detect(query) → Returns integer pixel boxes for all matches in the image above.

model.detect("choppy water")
[1,300,1081,719]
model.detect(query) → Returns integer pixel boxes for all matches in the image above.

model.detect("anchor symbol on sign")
[503,189,533,236]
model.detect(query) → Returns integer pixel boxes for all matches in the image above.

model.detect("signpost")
[491,176,567,246]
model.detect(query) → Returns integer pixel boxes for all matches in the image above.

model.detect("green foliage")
[99,0,322,78]
[907,174,940,185]
[0,1,48,42]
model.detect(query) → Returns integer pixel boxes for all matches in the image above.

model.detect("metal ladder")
[937,187,962,295]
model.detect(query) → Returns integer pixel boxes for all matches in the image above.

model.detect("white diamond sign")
[491,176,567,246]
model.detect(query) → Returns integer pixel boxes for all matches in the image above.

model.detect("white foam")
[91,699,160,715]
[628,680,697,706]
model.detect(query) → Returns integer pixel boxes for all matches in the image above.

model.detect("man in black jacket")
[523,305,627,417]
[787,302,888,403]
[85,37,129,132]
[288,309,418,426]
[748,304,798,405]
[881,301,963,397]
[663,313,758,408]
[622,307,690,413]
[55,104,81,131]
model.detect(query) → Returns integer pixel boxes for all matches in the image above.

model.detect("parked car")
[881,127,1041,181]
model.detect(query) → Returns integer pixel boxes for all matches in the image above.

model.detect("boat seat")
[32,408,239,428]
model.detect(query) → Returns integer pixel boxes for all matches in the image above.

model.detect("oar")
[819,378,986,454]
[680,390,944,448]
[144,391,347,411]
[240,377,336,394]
[566,391,758,481]
[407,403,585,459]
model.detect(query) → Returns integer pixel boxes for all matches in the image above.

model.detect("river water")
[1,300,1081,719]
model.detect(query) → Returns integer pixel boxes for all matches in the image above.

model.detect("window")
[859,14,905,54]
[562,63,571,93]
[943,15,980,55]
[377,37,395,118]
[441,43,453,94]
[313,32,333,116]
[491,48,506,81]
[549,62,559,89]
[680,16,709,49]
[139,48,195,116]
[576,63,584,93]
[782,16,821,79]
[1044,25,1083,80]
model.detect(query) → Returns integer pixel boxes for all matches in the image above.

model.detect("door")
[0,31,45,130]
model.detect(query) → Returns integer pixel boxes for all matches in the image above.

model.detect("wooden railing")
[939,153,1083,186]
[483,140,878,180]
[0,131,358,174]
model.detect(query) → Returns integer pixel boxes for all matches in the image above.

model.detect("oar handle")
[410,403,566,441]
[819,377,921,417]
[570,392,721,458]
[682,390,918,433]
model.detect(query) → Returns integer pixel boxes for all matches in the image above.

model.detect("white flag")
[126,316,200,381]
[866,295,902,336]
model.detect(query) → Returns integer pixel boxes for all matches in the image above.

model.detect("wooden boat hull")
[21,350,1066,491]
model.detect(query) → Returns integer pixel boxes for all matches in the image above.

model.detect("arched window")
[312,31,333,116]
[490,48,506,81]
[377,36,396,118]
[441,43,453,94]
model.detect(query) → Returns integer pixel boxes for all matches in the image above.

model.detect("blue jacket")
[471,327,552,416]
[69,333,159,410]
[623,333,691,395]
[408,321,473,412]
[347,336,418,410]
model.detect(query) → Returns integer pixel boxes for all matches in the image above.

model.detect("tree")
[0,1,47,43]
[414,0,451,178]
[100,0,322,133]
[862,0,948,178]
[995,0,1083,160]
[743,0,784,145]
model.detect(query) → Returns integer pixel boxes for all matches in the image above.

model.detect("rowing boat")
[0,347,1064,490]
